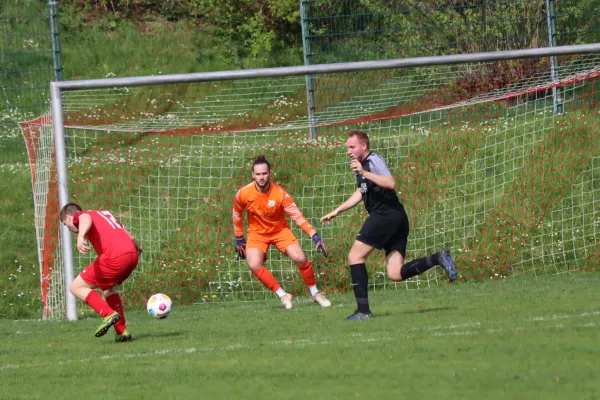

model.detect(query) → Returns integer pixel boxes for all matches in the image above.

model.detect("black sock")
[400,253,440,280]
[350,263,370,313]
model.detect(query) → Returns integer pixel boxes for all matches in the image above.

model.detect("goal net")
[21,49,600,319]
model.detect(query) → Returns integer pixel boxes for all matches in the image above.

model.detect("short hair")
[347,130,370,150]
[252,155,271,171]
[60,202,82,220]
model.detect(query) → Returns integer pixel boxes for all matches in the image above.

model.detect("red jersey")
[232,182,316,237]
[73,210,136,258]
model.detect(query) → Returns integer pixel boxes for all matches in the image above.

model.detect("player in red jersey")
[60,203,142,341]
[233,155,331,309]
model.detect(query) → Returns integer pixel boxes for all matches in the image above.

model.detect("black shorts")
[357,207,409,257]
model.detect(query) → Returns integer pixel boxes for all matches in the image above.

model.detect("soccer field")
[2,274,599,399]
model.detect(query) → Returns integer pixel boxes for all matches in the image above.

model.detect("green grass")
[0,163,42,319]
[2,274,600,399]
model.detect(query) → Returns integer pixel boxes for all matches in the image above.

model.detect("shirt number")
[98,211,124,230]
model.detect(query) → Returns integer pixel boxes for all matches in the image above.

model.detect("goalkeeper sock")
[253,266,281,293]
[106,293,127,335]
[297,260,316,287]
[400,254,439,280]
[85,290,115,318]
[350,263,370,314]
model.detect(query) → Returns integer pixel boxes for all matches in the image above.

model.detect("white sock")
[308,285,319,296]
[275,288,287,298]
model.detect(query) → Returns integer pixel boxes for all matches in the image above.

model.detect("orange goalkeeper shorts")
[247,228,299,254]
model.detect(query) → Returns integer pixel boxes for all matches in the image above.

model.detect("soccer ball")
[147,293,172,319]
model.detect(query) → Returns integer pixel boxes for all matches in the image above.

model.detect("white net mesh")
[21,52,600,318]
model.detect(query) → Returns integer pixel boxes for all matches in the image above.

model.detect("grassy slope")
[2,11,600,319]
[1,15,285,318]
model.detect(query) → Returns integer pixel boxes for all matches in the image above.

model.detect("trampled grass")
[1,274,600,399]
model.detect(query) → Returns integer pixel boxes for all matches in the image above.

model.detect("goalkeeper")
[320,130,457,320]
[232,155,331,310]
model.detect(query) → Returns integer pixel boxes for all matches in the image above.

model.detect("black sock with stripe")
[350,263,371,314]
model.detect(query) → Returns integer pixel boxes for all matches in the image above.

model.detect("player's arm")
[232,190,247,259]
[320,189,363,224]
[75,213,92,254]
[283,191,328,257]
[350,159,396,189]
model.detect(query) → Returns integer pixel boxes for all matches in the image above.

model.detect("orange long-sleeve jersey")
[232,182,316,238]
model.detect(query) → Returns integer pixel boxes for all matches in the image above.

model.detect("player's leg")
[283,239,331,308]
[387,248,457,282]
[388,249,457,282]
[70,274,114,317]
[101,252,138,341]
[385,250,405,281]
[393,252,442,281]
[345,211,394,320]
[346,239,376,320]
[71,260,120,337]
[104,287,132,342]
[246,235,291,309]
[386,207,456,281]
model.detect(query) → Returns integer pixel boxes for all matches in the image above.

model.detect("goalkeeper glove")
[235,236,247,259]
[312,233,328,257]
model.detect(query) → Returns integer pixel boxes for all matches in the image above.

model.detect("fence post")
[546,0,562,114]
[48,0,63,82]
[300,0,318,139]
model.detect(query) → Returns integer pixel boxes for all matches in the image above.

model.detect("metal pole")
[53,43,600,91]
[48,0,63,82]
[300,0,318,139]
[51,82,77,321]
[546,0,562,114]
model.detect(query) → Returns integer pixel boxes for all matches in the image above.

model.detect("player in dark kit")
[321,130,457,320]
[60,203,142,340]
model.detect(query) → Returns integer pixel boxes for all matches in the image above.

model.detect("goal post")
[50,83,77,321]
[23,43,600,320]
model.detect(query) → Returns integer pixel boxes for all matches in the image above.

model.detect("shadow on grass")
[402,306,455,314]
[130,331,185,341]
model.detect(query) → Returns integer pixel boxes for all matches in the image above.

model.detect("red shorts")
[80,251,138,290]
[247,228,299,254]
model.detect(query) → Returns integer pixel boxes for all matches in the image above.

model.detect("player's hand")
[350,159,364,175]
[76,236,90,254]
[320,210,339,224]
[312,233,328,257]
[235,236,247,259]
[132,238,143,256]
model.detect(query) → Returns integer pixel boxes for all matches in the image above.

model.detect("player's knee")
[246,262,261,272]
[294,257,312,270]
[293,256,308,266]
[69,278,81,294]
[348,253,364,265]
[387,270,402,282]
